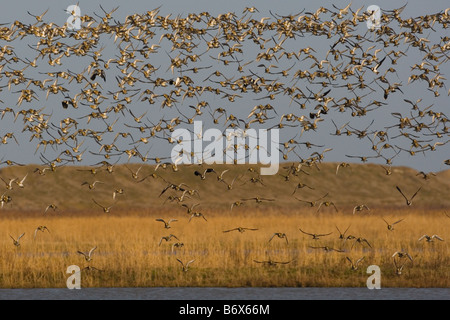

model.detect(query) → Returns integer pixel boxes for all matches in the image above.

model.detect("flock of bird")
[0,4,448,277]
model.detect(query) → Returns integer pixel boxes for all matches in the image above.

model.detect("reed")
[0,208,448,288]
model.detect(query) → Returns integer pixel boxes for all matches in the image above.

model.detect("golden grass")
[0,208,448,288]
[0,162,448,288]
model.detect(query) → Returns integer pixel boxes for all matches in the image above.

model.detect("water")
[0,287,448,300]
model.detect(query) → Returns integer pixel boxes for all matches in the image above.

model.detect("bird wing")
[363,239,372,248]
[19,173,28,184]
[159,185,171,197]
[343,225,351,234]
[186,260,195,267]
[77,251,87,257]
[276,260,293,265]
[89,246,97,257]
[299,228,313,236]
[316,202,324,212]
[92,198,103,208]
[316,193,329,201]
[219,169,229,178]
[396,186,407,200]
[317,232,333,237]
[0,177,8,186]
[433,235,444,241]
[331,202,338,212]
[410,187,422,200]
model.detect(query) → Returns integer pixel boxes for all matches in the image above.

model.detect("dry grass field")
[0,163,448,288]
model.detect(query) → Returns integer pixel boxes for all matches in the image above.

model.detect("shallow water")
[0,287,448,300]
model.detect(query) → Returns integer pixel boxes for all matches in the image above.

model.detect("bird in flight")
[156,218,178,229]
[317,200,338,213]
[223,227,258,233]
[395,186,422,206]
[336,225,351,240]
[392,251,413,263]
[382,218,404,231]
[177,258,195,272]
[189,211,208,222]
[171,242,184,253]
[351,237,372,249]
[346,256,365,270]
[294,193,329,207]
[194,168,216,180]
[10,233,25,247]
[34,225,50,240]
[309,245,344,253]
[81,180,104,190]
[299,228,332,240]
[268,232,289,244]
[353,204,370,215]
[77,246,97,262]
[336,162,350,175]
[44,204,58,214]
[253,258,294,266]
[158,234,179,246]
[393,257,408,276]
[15,173,28,188]
[418,234,444,242]
[92,198,115,213]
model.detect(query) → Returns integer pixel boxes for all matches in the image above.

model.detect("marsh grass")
[0,208,448,288]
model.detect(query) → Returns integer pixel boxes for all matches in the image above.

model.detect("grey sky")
[0,0,448,173]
